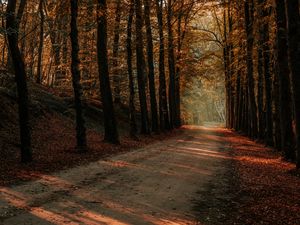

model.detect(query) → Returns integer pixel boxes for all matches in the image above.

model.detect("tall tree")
[127,0,138,138]
[261,1,273,146]
[274,0,294,159]
[285,0,300,167]
[112,0,122,104]
[70,0,87,151]
[6,0,32,163]
[255,0,265,140]
[97,0,119,143]
[155,0,170,131]
[143,0,159,133]
[244,0,258,138]
[167,0,177,129]
[134,0,150,134]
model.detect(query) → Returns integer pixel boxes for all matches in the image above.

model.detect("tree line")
[223,0,300,168]
[1,0,197,163]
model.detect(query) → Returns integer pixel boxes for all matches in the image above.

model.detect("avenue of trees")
[0,0,199,162]
[223,0,300,168]
[1,0,299,170]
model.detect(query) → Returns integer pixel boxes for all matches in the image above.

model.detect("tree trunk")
[143,0,159,133]
[36,0,44,84]
[256,0,265,139]
[275,0,294,159]
[127,0,137,138]
[261,4,273,146]
[167,0,177,129]
[134,0,150,134]
[112,0,122,104]
[285,0,300,167]
[97,0,119,144]
[156,0,170,131]
[244,0,258,138]
[6,0,32,163]
[234,44,243,131]
[70,0,87,150]
[223,2,230,129]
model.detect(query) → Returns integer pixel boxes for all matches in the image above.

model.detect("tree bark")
[275,0,294,159]
[244,0,258,138]
[127,0,138,138]
[134,0,150,134]
[70,0,87,150]
[6,0,32,163]
[155,0,170,131]
[36,0,44,84]
[97,0,119,143]
[256,0,265,139]
[261,4,273,146]
[167,0,176,129]
[285,0,300,167]
[143,0,159,133]
[112,0,122,104]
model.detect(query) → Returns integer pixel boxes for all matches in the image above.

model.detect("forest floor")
[1,125,299,224]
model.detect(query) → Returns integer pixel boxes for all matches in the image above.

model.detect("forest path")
[0,126,233,225]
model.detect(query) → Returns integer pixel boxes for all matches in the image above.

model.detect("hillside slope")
[0,72,176,186]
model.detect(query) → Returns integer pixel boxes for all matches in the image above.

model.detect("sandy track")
[0,126,230,225]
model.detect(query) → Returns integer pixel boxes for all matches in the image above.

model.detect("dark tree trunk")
[273,71,282,150]
[257,45,265,139]
[97,0,119,144]
[242,85,250,133]
[285,0,300,167]
[6,0,32,163]
[156,0,170,131]
[127,0,137,138]
[134,0,150,134]
[16,0,26,39]
[167,4,178,128]
[228,0,235,129]
[70,0,87,150]
[167,0,177,129]
[112,0,122,104]
[256,0,265,139]
[36,0,44,84]
[174,3,189,128]
[234,44,243,131]
[244,0,258,138]
[275,0,294,159]
[223,3,230,128]
[261,5,273,146]
[143,0,159,133]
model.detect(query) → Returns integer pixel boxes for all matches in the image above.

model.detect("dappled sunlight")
[0,188,29,209]
[176,139,225,149]
[236,156,283,165]
[30,207,79,225]
[3,126,293,225]
[173,146,224,155]
[0,176,198,225]
[3,126,296,225]
[67,210,130,225]
[168,146,231,160]
[102,159,212,179]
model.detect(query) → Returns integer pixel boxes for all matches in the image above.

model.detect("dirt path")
[0,126,233,225]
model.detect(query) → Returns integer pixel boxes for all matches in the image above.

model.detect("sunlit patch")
[237,156,282,165]
[71,210,130,225]
[102,160,142,169]
[168,146,231,160]
[30,207,79,225]
[0,188,28,209]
